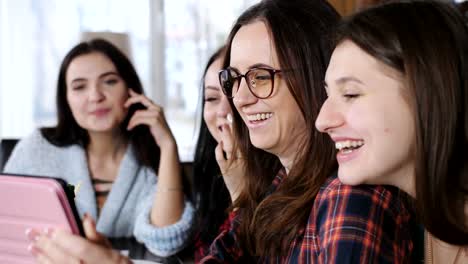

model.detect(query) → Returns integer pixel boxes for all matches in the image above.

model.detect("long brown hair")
[334,0,468,245]
[222,0,339,257]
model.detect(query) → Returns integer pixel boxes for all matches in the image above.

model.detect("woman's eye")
[343,93,361,100]
[105,79,119,86]
[255,74,271,81]
[72,85,85,91]
[204,97,219,102]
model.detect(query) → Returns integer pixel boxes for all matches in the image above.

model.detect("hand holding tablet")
[0,174,83,263]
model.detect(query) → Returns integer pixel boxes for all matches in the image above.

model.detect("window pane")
[0,0,149,138]
[164,0,260,161]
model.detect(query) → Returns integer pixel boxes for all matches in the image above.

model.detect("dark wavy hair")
[223,0,339,257]
[192,46,231,245]
[41,38,160,171]
[334,0,468,245]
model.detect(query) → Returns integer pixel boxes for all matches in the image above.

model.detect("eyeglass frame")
[218,66,286,99]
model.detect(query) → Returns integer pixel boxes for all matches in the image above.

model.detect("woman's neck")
[390,165,416,198]
[278,150,297,175]
[87,130,127,161]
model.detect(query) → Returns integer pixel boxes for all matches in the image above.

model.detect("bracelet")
[157,186,183,192]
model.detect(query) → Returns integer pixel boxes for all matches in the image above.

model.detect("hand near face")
[27,215,131,264]
[215,120,245,203]
[125,89,176,150]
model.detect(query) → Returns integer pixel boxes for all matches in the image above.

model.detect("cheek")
[116,90,129,107]
[203,106,218,138]
[343,106,368,132]
[66,95,83,115]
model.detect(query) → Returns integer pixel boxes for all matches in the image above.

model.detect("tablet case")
[0,174,83,263]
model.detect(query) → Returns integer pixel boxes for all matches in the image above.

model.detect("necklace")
[425,231,433,264]
[426,231,464,264]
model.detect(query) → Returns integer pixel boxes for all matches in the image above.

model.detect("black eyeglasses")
[218,67,285,99]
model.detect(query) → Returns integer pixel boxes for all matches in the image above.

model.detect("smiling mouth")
[246,112,273,122]
[90,109,110,116]
[335,140,364,154]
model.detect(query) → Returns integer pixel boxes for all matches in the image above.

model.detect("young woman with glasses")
[200,0,420,262]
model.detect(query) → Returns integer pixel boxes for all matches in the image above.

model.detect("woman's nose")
[315,98,344,133]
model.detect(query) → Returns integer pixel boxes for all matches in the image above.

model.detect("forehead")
[205,57,223,82]
[204,57,223,86]
[230,21,279,70]
[66,52,117,81]
[326,40,402,83]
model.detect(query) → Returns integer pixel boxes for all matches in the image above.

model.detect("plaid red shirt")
[194,211,237,262]
[200,170,418,263]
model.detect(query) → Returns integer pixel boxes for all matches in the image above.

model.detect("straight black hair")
[192,46,232,245]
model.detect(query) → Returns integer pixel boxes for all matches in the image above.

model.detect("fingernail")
[227,114,233,123]
[27,243,40,256]
[25,228,39,241]
[43,227,54,238]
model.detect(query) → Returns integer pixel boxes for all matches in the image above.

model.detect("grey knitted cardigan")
[4,130,194,257]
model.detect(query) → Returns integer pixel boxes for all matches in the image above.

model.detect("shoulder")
[4,129,75,173]
[306,174,416,263]
[8,129,59,156]
[315,173,410,220]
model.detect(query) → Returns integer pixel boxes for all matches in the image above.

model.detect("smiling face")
[230,21,306,168]
[203,57,233,143]
[66,52,129,135]
[315,40,415,191]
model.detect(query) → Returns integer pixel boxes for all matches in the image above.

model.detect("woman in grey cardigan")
[4,39,194,258]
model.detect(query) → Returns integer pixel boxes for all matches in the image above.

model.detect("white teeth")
[247,112,273,121]
[335,140,364,150]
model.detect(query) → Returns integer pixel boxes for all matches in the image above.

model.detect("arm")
[311,179,415,264]
[133,187,194,257]
[199,211,243,263]
[125,89,184,226]
[126,90,195,256]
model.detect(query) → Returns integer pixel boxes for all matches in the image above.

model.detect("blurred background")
[0,0,464,161]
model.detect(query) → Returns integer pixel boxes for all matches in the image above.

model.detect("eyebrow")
[229,63,275,73]
[205,85,220,91]
[248,63,274,70]
[70,71,120,84]
[334,76,364,86]
[324,76,365,93]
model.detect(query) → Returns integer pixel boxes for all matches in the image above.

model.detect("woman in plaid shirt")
[201,0,419,263]
[316,1,468,263]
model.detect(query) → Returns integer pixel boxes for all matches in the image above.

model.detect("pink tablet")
[0,174,83,263]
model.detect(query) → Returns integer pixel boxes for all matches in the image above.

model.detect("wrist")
[110,250,131,264]
[158,138,178,153]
